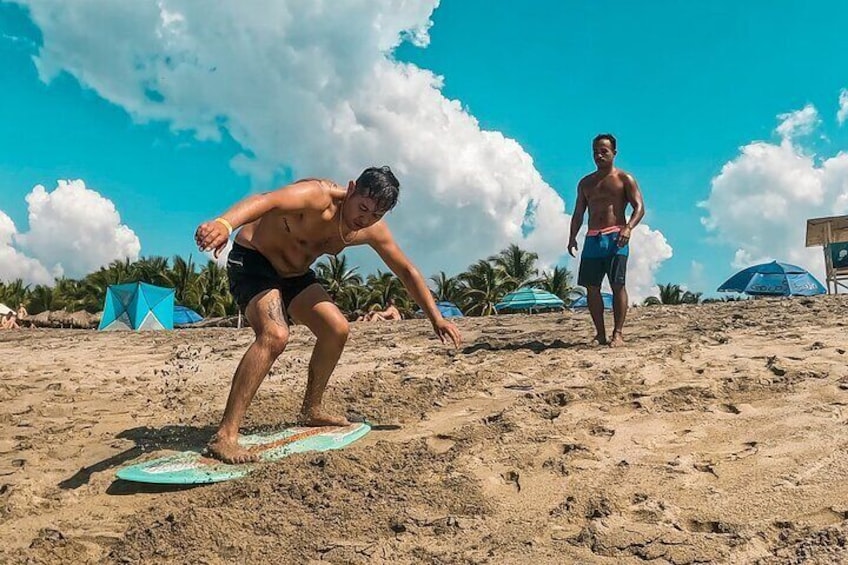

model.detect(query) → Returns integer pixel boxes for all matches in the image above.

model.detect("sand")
[2,295,848,564]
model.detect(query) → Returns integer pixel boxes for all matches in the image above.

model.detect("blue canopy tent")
[495,287,565,313]
[416,301,464,318]
[570,292,613,310]
[98,282,175,331]
[718,261,826,297]
[174,305,204,325]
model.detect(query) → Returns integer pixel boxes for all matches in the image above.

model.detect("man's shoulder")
[280,178,337,210]
[614,169,637,183]
[577,172,598,189]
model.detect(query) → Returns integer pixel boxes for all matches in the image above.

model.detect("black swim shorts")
[226,242,319,317]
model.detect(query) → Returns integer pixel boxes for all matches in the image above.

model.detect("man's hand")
[195,219,230,258]
[432,318,462,347]
[617,225,632,248]
[568,238,579,258]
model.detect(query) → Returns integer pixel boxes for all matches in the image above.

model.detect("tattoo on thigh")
[266,297,287,327]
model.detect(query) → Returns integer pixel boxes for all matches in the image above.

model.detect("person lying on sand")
[195,166,462,463]
[359,299,402,322]
[568,133,645,348]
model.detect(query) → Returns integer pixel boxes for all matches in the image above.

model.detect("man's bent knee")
[324,320,349,347]
[257,327,290,356]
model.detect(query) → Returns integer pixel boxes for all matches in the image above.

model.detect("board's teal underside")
[116,423,371,484]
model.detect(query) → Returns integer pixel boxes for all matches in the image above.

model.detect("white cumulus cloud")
[0,211,55,285]
[625,225,674,301]
[775,104,820,141]
[700,104,848,280]
[18,0,672,293]
[1,180,141,284]
[838,89,848,126]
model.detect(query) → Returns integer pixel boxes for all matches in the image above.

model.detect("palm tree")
[133,256,171,286]
[488,244,539,291]
[643,284,702,306]
[365,270,410,311]
[681,290,702,304]
[0,279,29,308]
[27,285,55,314]
[537,266,581,304]
[315,254,363,301]
[459,259,509,316]
[51,277,85,312]
[167,255,200,306]
[659,283,683,305]
[196,260,233,316]
[429,271,463,304]
[338,285,370,318]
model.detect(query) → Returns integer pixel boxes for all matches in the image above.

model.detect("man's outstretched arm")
[195,181,337,256]
[366,223,462,347]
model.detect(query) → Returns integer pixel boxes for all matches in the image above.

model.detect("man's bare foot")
[298,408,350,427]
[207,433,259,464]
[609,331,625,348]
[591,334,608,346]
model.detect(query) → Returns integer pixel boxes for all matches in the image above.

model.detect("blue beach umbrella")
[495,287,565,313]
[173,305,204,325]
[570,292,613,310]
[717,261,826,297]
[435,301,464,318]
[416,301,464,318]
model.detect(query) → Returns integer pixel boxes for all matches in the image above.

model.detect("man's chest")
[279,214,345,256]
[585,178,625,201]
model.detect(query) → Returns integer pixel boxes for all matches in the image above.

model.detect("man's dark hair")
[355,166,400,212]
[592,133,617,151]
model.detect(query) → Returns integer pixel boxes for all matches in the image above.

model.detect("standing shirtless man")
[568,134,645,347]
[195,166,462,463]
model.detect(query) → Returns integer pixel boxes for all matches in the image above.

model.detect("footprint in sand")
[714,403,741,415]
[727,441,758,461]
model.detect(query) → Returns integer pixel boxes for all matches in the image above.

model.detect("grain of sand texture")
[2,296,848,564]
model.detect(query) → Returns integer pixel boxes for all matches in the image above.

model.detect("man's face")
[593,139,616,168]
[344,187,385,230]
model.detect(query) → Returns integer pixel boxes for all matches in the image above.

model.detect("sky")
[1,1,847,301]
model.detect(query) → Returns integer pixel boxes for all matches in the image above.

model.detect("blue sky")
[2,1,847,298]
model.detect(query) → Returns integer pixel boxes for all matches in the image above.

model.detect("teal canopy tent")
[98,282,175,331]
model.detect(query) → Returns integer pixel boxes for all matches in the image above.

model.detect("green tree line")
[0,244,586,318]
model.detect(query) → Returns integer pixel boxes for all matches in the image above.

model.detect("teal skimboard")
[116,423,370,485]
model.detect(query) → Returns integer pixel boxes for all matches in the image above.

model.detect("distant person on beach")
[194,166,462,463]
[568,134,645,347]
[17,304,27,321]
[1,312,19,330]
[360,298,402,322]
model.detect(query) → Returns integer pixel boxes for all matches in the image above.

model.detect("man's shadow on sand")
[461,338,580,355]
[59,424,216,494]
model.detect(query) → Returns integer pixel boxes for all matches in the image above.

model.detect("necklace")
[337,195,359,245]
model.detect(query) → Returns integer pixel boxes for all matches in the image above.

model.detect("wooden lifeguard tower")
[806,215,848,294]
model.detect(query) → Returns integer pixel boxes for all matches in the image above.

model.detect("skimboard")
[115,423,370,485]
